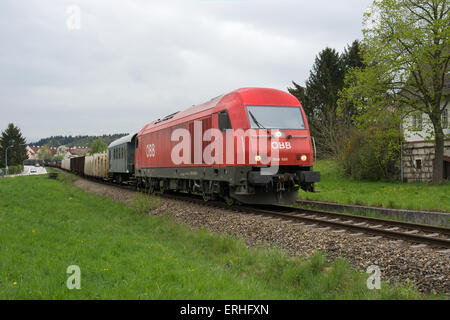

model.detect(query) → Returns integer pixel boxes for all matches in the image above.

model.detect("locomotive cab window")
[218,110,232,131]
[246,106,305,130]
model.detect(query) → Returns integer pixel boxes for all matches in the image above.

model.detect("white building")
[402,98,450,182]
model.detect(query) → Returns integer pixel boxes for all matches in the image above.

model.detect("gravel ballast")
[74,178,450,294]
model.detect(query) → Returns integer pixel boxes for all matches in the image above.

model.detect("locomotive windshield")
[246,106,306,130]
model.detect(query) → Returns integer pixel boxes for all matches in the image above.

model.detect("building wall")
[26,146,36,159]
[402,102,449,182]
[402,139,450,182]
[403,102,449,142]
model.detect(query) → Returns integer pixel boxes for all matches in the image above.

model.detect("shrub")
[130,193,160,215]
[341,125,402,181]
[0,164,24,175]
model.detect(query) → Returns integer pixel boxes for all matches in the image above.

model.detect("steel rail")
[159,192,450,249]
[57,169,450,249]
[283,206,450,236]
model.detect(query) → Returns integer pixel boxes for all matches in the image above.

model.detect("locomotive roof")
[139,87,300,135]
[108,133,137,148]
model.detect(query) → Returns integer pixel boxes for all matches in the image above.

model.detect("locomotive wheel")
[224,196,234,206]
[159,185,167,194]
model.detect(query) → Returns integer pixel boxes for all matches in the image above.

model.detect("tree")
[288,48,345,157]
[32,133,129,148]
[37,145,53,159]
[0,123,28,167]
[90,138,107,154]
[288,42,365,157]
[344,0,449,183]
[338,40,366,126]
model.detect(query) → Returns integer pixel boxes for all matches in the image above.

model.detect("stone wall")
[402,139,450,182]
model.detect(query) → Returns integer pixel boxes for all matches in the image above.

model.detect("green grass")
[300,160,450,212]
[0,173,427,299]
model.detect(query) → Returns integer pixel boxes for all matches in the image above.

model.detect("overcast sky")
[0,0,373,143]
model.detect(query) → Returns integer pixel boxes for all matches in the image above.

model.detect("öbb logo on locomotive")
[271,141,292,150]
[68,88,321,205]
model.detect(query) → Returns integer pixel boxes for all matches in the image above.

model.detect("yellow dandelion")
[31,229,35,233]
[13,282,17,285]
[69,197,73,200]
[103,268,109,271]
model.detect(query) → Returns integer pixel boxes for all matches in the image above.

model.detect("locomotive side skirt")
[136,165,320,204]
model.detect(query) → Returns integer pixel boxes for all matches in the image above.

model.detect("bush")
[0,165,23,175]
[130,193,160,215]
[341,126,402,181]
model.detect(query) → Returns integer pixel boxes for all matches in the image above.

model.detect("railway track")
[58,169,450,251]
[159,192,450,251]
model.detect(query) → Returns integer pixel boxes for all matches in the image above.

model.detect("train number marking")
[271,142,292,150]
[146,144,156,158]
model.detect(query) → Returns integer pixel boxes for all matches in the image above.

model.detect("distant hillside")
[31,134,129,147]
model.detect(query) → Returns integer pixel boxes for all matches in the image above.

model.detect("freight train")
[60,88,320,205]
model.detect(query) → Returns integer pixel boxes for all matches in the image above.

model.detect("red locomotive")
[135,88,320,204]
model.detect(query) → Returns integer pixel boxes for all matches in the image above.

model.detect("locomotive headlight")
[274,131,283,138]
[255,155,262,162]
[301,155,307,161]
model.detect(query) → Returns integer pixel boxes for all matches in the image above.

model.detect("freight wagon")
[61,158,71,171]
[70,156,85,176]
[84,153,108,179]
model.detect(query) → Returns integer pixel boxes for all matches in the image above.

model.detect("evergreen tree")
[32,133,128,148]
[289,42,365,158]
[289,47,346,157]
[338,40,366,126]
[341,40,364,71]
[288,81,311,119]
[0,123,28,167]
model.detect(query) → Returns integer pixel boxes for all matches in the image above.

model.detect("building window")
[415,159,422,170]
[412,112,422,131]
[442,108,448,129]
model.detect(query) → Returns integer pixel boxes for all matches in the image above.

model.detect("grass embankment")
[299,160,450,212]
[0,173,424,299]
